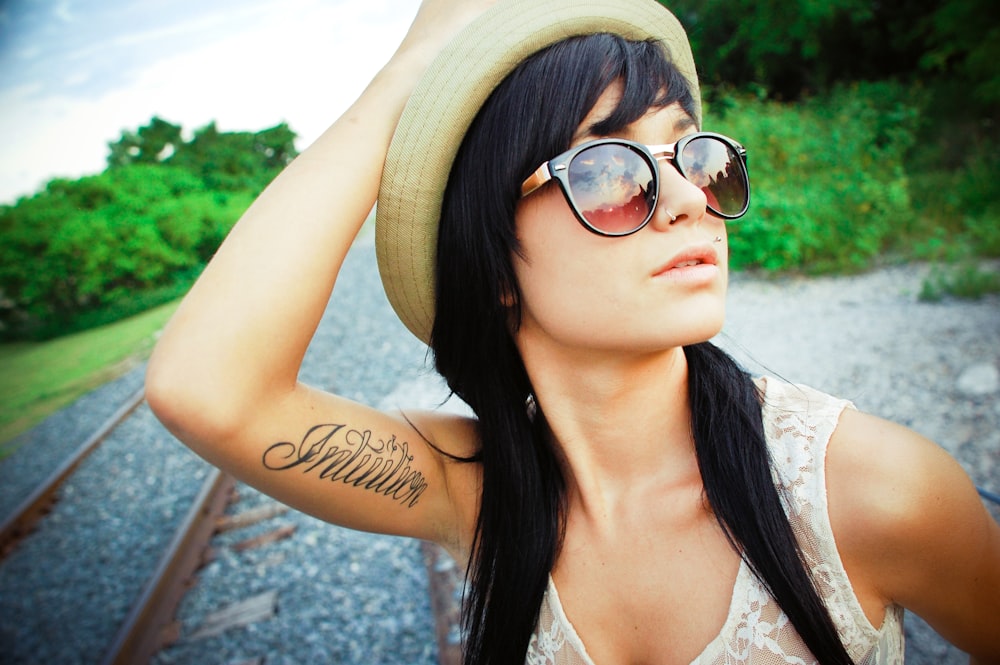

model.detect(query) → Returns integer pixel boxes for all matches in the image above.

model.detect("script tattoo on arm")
[262,424,428,508]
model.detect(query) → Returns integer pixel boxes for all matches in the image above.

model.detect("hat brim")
[375,0,699,345]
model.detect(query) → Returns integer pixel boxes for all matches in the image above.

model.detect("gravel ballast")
[1,232,996,664]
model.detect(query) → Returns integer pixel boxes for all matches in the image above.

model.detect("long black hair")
[432,34,855,665]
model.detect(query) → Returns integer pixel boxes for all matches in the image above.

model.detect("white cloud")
[53,0,75,23]
[0,0,419,204]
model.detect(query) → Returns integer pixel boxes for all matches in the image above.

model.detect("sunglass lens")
[680,137,748,217]
[567,144,655,234]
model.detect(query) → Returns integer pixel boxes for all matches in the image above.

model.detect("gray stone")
[956,363,1000,396]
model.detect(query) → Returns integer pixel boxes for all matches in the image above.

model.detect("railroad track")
[0,389,238,664]
[103,466,236,665]
[0,388,146,555]
[0,385,462,665]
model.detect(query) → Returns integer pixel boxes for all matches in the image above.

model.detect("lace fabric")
[525,378,905,665]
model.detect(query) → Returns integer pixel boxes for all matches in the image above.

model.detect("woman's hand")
[392,0,499,74]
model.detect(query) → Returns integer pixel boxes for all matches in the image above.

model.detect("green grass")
[0,300,179,454]
[919,261,1000,302]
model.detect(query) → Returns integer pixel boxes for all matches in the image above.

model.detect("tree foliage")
[666,0,999,110]
[0,118,297,340]
[107,116,184,167]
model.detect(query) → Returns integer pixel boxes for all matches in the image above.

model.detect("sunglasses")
[520,132,750,237]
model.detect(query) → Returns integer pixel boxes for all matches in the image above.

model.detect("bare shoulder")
[826,408,1000,659]
[825,409,963,542]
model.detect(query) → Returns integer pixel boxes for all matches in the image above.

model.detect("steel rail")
[100,468,236,665]
[0,387,146,554]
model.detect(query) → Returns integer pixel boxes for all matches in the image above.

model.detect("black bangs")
[501,34,699,189]
[588,38,698,136]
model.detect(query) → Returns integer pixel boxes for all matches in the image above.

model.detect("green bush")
[0,118,296,340]
[152,191,256,264]
[919,261,1000,302]
[908,141,1000,260]
[707,82,921,272]
[0,167,200,338]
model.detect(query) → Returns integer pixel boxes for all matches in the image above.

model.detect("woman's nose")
[648,162,708,230]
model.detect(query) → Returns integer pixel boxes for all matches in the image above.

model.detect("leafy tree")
[1,118,298,340]
[665,0,998,113]
[920,0,1000,107]
[107,116,183,167]
[107,118,297,189]
[252,123,298,171]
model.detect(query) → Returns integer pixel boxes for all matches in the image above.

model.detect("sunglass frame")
[520,132,750,237]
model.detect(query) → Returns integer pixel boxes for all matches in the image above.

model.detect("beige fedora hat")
[375,0,700,345]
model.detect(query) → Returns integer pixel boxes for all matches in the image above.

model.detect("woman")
[145,1,1000,663]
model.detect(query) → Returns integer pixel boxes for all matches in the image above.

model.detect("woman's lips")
[652,243,719,280]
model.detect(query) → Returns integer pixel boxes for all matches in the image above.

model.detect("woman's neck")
[520,341,701,522]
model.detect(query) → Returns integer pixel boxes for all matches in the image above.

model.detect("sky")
[0,0,422,204]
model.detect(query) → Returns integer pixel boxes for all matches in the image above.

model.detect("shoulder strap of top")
[757,377,905,660]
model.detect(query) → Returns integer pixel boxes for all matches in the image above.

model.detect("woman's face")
[511,84,728,357]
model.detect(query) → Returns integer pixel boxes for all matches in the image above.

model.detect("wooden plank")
[231,524,296,551]
[188,590,279,640]
[215,503,289,532]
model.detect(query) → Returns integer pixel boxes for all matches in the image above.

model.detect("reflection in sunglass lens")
[568,144,655,235]
[680,137,747,217]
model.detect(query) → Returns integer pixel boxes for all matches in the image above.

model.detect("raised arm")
[827,409,1000,663]
[145,0,494,555]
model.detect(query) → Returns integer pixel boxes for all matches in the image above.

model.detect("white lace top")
[526,378,905,665]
